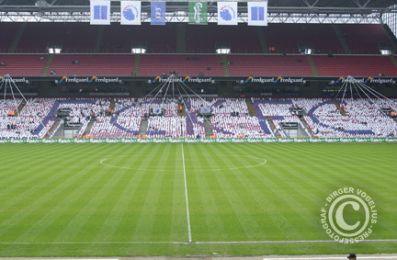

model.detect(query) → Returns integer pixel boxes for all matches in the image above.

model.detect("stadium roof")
[0,0,395,24]
[0,0,396,12]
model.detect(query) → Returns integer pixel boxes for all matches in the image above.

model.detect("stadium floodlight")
[35,0,49,7]
[380,49,392,55]
[216,48,231,54]
[131,48,146,54]
[303,48,313,55]
[48,47,62,54]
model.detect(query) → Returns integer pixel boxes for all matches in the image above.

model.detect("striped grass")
[0,143,396,256]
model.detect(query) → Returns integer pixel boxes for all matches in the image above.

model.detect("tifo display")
[1,97,397,139]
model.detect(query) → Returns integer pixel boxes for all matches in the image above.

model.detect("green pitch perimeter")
[0,143,396,256]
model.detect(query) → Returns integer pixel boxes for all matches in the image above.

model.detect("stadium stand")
[49,54,134,76]
[1,54,397,77]
[1,23,394,54]
[1,22,397,78]
[139,55,224,77]
[228,55,313,77]
[0,55,48,76]
[1,98,396,139]
[314,55,397,77]
[0,20,397,140]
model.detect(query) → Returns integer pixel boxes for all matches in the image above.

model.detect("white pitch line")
[0,239,396,246]
[181,143,192,243]
[0,241,187,245]
[263,256,397,260]
[193,239,397,245]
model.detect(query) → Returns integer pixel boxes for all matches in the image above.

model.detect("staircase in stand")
[133,55,141,76]
[139,117,149,135]
[16,99,27,115]
[42,55,54,76]
[265,116,282,138]
[307,55,319,77]
[81,117,96,137]
[203,117,213,137]
[221,55,230,77]
[298,116,315,137]
[52,123,66,138]
[245,98,256,116]
[45,118,62,138]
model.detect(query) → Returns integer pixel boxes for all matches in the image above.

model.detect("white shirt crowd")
[1,97,396,139]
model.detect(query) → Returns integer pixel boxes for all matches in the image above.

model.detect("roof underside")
[0,0,396,12]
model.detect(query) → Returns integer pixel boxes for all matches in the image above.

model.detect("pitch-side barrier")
[1,137,397,144]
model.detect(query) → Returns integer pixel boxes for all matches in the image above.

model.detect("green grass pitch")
[0,143,396,256]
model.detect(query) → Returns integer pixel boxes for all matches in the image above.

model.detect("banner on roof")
[188,1,208,25]
[90,0,111,25]
[151,1,166,25]
[120,1,141,25]
[217,1,238,25]
[247,1,268,26]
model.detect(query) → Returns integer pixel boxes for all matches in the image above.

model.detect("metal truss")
[0,0,395,24]
[0,11,384,24]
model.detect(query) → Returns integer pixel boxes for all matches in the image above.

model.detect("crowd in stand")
[0,98,55,138]
[147,116,186,138]
[32,99,111,138]
[0,97,396,139]
[257,102,292,117]
[192,116,206,137]
[211,115,267,138]
[89,99,141,138]
[298,98,397,137]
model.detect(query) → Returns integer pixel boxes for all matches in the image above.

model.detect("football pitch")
[0,142,396,257]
